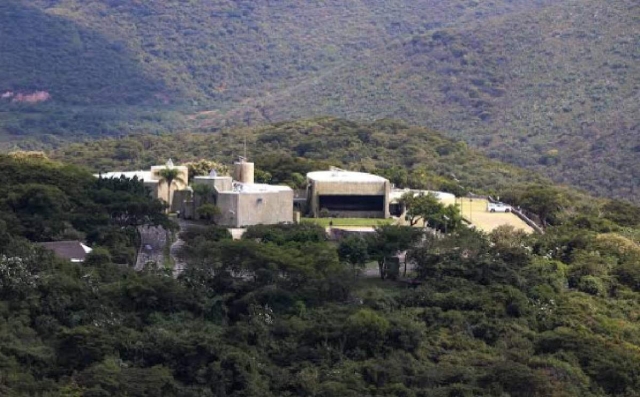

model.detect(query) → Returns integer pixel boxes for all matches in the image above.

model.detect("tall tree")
[509,185,569,226]
[338,235,369,280]
[367,225,422,279]
[400,192,444,227]
[156,167,185,210]
[400,192,461,232]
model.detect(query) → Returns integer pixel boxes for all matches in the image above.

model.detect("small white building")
[189,159,294,227]
[39,241,93,263]
[97,159,189,212]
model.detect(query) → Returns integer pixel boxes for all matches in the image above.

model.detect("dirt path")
[171,218,190,277]
[135,226,169,270]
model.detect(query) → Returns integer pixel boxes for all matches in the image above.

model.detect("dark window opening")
[319,195,384,212]
[389,203,404,217]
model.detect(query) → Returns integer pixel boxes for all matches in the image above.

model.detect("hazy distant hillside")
[212,0,638,201]
[0,0,551,142]
[8,0,551,106]
[1,0,638,202]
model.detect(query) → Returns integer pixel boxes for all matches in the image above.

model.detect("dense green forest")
[1,0,638,202]
[0,0,550,143]
[237,0,639,202]
[2,1,640,393]
[1,0,552,108]
[2,152,640,395]
[0,154,171,264]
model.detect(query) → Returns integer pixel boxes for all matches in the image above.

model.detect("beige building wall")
[150,165,189,208]
[215,192,240,226]
[193,176,233,193]
[309,180,390,218]
[233,162,255,184]
[213,190,294,227]
[172,190,192,213]
[312,180,388,196]
[191,174,293,227]
[236,190,294,227]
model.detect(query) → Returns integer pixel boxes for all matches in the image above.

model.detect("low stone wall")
[487,196,544,234]
[511,209,545,234]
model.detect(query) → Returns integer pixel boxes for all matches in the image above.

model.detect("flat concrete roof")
[307,170,388,183]
[97,171,158,183]
[193,175,232,180]
[228,183,292,194]
[390,189,456,205]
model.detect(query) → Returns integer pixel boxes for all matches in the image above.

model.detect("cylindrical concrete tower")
[234,160,254,184]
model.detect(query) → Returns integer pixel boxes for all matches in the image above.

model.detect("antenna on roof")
[243,136,247,160]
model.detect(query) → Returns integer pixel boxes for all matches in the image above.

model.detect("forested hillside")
[1,0,638,201]
[2,0,551,109]
[53,118,549,197]
[225,0,639,202]
[3,153,640,395]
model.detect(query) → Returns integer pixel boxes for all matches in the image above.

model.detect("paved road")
[171,218,189,277]
[135,226,169,270]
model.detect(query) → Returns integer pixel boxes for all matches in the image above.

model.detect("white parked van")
[487,202,512,213]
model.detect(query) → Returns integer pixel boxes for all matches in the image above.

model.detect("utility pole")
[243,136,247,160]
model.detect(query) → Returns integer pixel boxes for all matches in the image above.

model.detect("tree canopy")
[1,156,640,395]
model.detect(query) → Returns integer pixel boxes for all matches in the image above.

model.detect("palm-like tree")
[157,167,185,210]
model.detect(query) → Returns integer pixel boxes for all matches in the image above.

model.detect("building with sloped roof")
[38,241,93,263]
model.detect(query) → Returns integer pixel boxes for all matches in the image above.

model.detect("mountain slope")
[1,0,638,202]
[12,0,553,106]
[1,0,553,141]
[210,0,638,201]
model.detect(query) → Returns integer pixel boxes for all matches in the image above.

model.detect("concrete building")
[98,159,189,212]
[306,168,390,218]
[188,160,294,227]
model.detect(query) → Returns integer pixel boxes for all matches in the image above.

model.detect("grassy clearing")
[301,218,394,227]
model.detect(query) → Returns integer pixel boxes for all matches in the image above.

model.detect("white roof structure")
[389,189,456,205]
[307,170,388,183]
[96,171,158,183]
[231,182,292,193]
[38,241,93,263]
